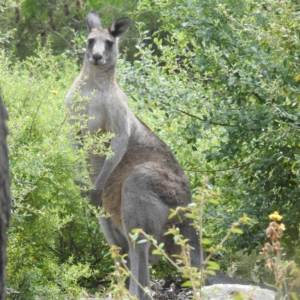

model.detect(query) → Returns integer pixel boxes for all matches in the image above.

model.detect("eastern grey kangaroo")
[66,11,202,300]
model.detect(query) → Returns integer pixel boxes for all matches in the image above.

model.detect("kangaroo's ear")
[86,11,102,32]
[109,17,131,38]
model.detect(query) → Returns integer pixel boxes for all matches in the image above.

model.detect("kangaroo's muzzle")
[90,53,106,65]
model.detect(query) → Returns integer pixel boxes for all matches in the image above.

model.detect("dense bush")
[0,0,139,60]
[132,0,300,257]
[0,45,114,299]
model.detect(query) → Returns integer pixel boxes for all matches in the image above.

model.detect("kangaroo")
[65,11,202,300]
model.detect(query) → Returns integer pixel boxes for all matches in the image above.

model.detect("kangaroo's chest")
[79,84,110,134]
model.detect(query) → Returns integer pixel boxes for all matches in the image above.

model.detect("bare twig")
[47,27,73,49]
[184,161,255,173]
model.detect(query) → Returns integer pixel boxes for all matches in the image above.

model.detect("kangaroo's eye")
[88,38,95,47]
[106,40,113,48]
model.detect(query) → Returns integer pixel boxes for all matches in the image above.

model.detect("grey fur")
[66,11,203,300]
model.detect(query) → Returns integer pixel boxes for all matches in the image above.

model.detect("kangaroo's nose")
[93,53,103,62]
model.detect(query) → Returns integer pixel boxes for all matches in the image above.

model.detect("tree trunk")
[0,94,10,300]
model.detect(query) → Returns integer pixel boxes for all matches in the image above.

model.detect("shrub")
[1,45,112,299]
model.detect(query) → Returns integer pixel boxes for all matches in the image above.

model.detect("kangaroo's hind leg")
[178,218,201,269]
[121,172,171,300]
[99,215,131,288]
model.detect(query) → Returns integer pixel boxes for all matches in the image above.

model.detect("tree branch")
[47,27,73,49]
[158,99,231,127]
[174,106,231,127]
[184,161,255,173]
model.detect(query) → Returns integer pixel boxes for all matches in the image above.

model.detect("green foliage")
[0,0,138,60]
[132,0,300,258]
[1,45,112,299]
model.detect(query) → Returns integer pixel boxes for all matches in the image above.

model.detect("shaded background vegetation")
[0,0,299,298]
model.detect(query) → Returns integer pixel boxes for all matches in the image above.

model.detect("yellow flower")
[278,223,286,231]
[294,74,300,82]
[268,211,283,222]
[51,90,58,95]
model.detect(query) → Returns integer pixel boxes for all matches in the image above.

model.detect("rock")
[79,283,276,299]
[200,284,275,300]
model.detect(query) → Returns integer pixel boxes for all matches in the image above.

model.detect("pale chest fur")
[66,76,123,135]
[82,83,107,134]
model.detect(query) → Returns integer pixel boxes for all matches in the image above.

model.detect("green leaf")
[290,293,299,300]
[205,270,216,276]
[131,232,139,241]
[181,280,192,287]
[201,238,212,245]
[208,199,219,205]
[207,261,220,270]
[231,228,243,234]
[152,249,163,255]
[185,213,197,220]
[158,243,165,249]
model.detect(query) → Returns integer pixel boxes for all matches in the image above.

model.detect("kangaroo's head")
[85,11,131,67]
